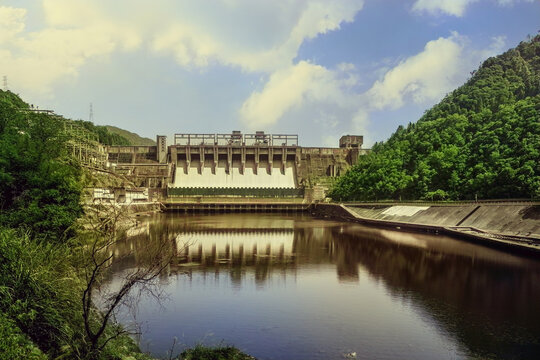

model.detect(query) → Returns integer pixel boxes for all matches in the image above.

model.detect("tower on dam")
[104,131,368,201]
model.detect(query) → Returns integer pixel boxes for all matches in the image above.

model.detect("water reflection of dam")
[173,230,295,266]
[119,215,356,283]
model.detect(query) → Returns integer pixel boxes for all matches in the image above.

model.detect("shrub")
[180,344,256,360]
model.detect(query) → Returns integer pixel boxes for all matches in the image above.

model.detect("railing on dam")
[174,132,298,147]
[167,187,304,198]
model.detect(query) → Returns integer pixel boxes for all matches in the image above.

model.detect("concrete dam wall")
[105,132,368,198]
[171,165,297,189]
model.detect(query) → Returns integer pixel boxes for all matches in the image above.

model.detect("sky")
[1,0,539,147]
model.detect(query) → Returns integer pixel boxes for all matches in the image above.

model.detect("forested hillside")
[330,36,540,201]
[0,90,151,359]
[0,90,146,238]
[105,125,156,145]
[75,120,132,146]
[0,90,82,239]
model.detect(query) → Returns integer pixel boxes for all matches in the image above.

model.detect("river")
[107,213,540,360]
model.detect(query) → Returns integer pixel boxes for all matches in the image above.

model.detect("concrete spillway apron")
[310,203,540,258]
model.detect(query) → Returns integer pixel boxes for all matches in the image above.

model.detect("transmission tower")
[2,76,7,91]
[89,103,94,122]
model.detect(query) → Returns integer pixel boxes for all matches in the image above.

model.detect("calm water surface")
[108,213,540,359]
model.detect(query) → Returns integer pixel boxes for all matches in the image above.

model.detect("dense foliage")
[0,90,137,238]
[0,90,83,240]
[0,229,151,360]
[0,229,81,358]
[330,36,540,201]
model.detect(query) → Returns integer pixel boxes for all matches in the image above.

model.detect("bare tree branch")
[78,203,177,359]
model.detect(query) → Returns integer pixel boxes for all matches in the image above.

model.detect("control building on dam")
[104,131,368,202]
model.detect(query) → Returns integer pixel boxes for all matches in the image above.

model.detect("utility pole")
[89,103,94,122]
[2,76,7,91]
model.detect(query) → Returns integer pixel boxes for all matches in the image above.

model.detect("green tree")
[0,91,82,241]
[329,35,540,201]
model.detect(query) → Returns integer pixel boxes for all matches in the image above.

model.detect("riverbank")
[310,203,540,257]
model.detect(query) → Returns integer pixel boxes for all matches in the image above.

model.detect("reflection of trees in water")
[330,226,540,360]
[292,226,359,282]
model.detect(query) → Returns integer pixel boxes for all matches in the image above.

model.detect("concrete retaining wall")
[459,205,540,236]
[310,203,540,257]
[347,204,540,237]
[349,205,476,227]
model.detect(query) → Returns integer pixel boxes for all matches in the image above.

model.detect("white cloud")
[150,0,365,72]
[412,0,534,17]
[238,32,507,144]
[367,33,465,109]
[240,62,330,127]
[481,35,507,57]
[151,23,220,68]
[497,0,534,6]
[366,33,507,111]
[42,1,140,50]
[365,33,505,109]
[239,61,359,128]
[0,2,141,96]
[0,6,26,43]
[43,0,100,27]
[0,0,364,97]
[412,0,478,17]
[346,33,506,144]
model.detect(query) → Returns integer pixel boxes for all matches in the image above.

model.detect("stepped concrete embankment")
[310,203,540,257]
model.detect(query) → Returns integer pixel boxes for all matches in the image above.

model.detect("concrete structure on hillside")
[104,131,369,200]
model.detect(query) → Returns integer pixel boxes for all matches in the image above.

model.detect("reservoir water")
[108,213,540,359]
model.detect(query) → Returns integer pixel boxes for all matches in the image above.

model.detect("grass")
[179,345,256,360]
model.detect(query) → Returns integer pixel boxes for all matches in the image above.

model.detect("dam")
[169,133,299,196]
[104,131,368,202]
